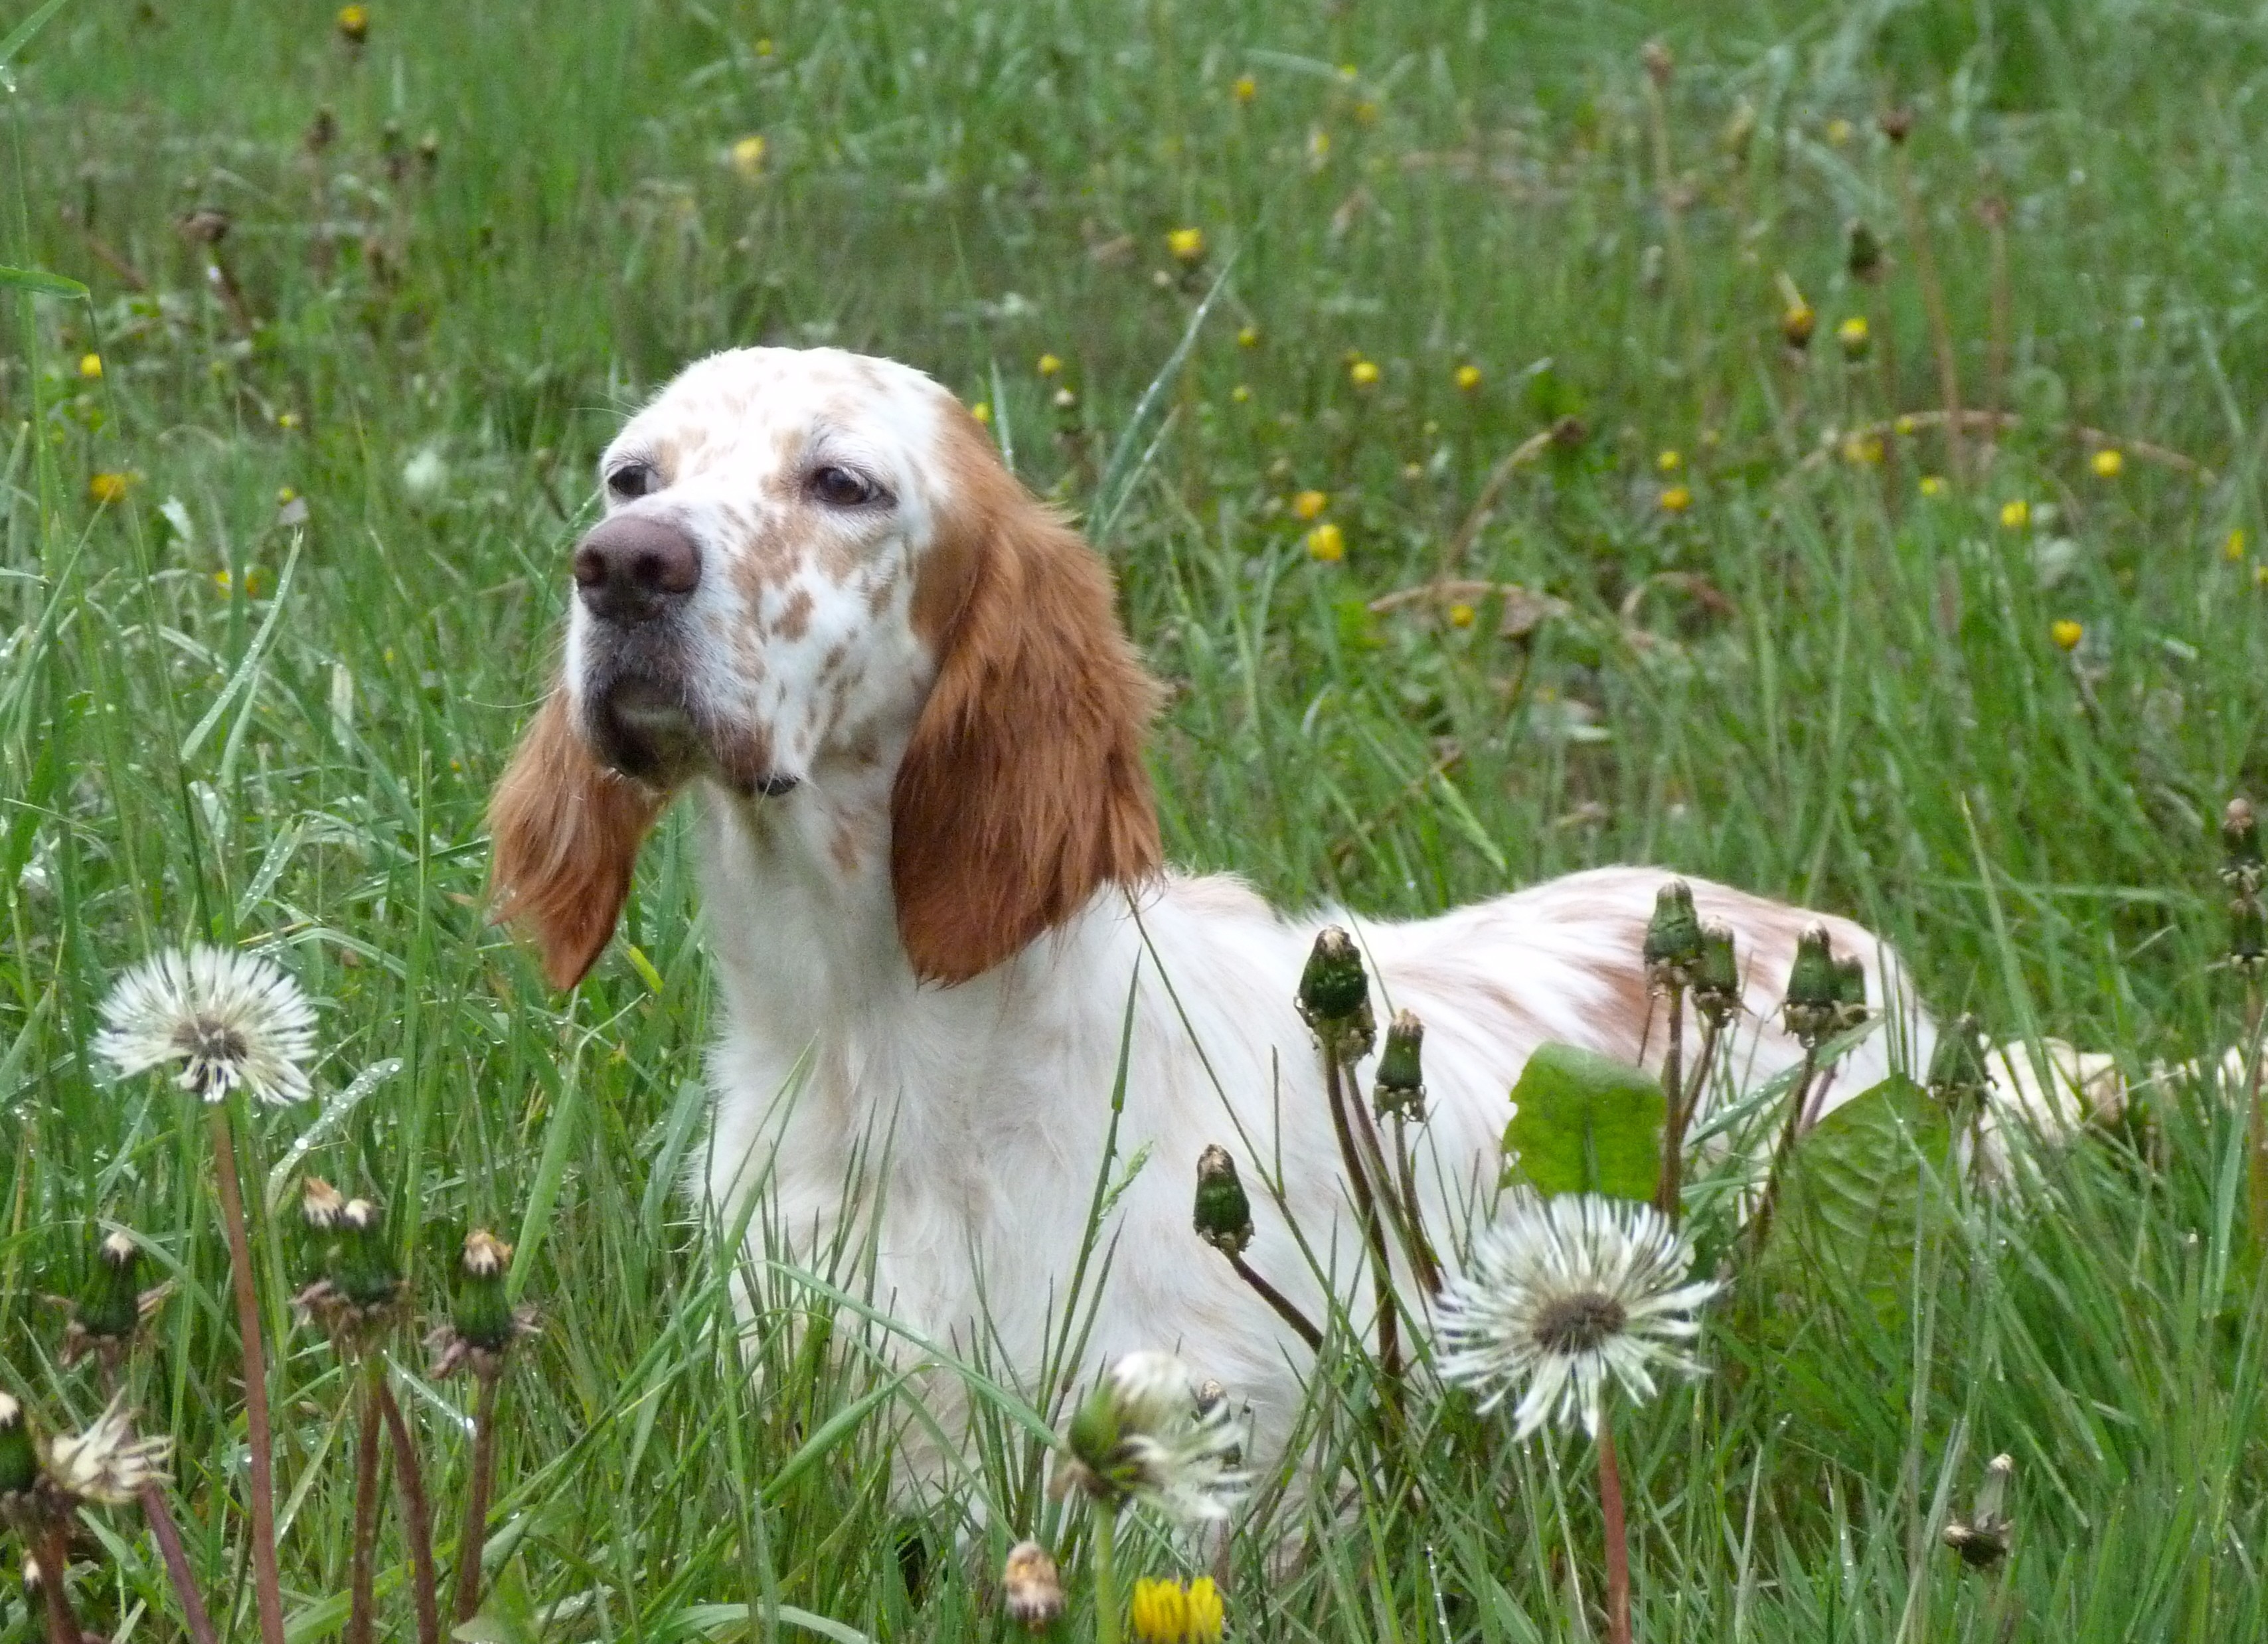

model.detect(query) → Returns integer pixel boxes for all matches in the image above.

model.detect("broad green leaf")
[0,263,86,299]
[1759,1073,1954,1312]
[1502,1042,1665,1202]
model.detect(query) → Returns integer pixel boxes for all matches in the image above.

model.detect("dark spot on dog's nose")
[573,514,701,625]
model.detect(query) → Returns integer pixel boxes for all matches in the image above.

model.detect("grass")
[6,0,2268,1637]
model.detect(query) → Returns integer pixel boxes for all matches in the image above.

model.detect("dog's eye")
[606,461,659,501]
[808,465,884,508]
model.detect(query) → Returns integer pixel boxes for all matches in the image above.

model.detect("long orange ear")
[891,421,1163,984]
[489,690,664,989]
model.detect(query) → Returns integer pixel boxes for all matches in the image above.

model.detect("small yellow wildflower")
[276,487,297,505]
[1659,484,1692,514]
[1892,414,1917,436]
[1353,100,1379,126]
[1167,226,1205,263]
[1129,1576,1224,1644]
[1337,62,1358,81]
[2255,564,2268,588]
[729,134,767,179]
[1229,384,1250,404]
[1781,300,1816,351]
[2050,619,2083,651]
[1349,359,1380,388]
[1401,460,1423,480]
[78,353,102,380]
[970,402,991,426]
[277,411,300,430]
[1919,475,1946,497]
[1306,521,1344,562]
[1999,499,2030,530]
[1291,489,1329,522]
[1455,363,1482,392]
[1037,353,1062,378]
[2090,447,2125,478]
[1236,325,1259,349]
[1307,129,1331,165]
[1836,315,1870,359]
[1841,434,1885,466]
[755,37,773,56]
[335,4,368,42]
[1232,74,1257,104]
[2226,528,2248,562]
[88,472,131,507]
[1657,449,1682,473]
[1448,602,1476,629]
[1826,118,1853,145]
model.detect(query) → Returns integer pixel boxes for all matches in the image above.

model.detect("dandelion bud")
[1374,1008,1426,1120]
[1925,1013,1990,1110]
[1693,924,1740,1022]
[1192,1146,1254,1258]
[300,1175,345,1232]
[1784,926,1838,1042]
[1844,217,1884,284]
[2232,898,2267,971]
[76,1228,145,1346]
[335,1197,399,1308]
[1943,1452,2013,1568]
[44,1398,171,1505]
[1001,1540,1064,1631]
[1298,927,1375,1056]
[1643,880,1704,984]
[0,1393,36,1498]
[1836,314,1872,361]
[453,1228,518,1352]
[1831,955,1868,1028]
[1781,301,1816,353]
[2222,797,2263,895]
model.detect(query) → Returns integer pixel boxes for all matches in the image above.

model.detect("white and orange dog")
[489,347,2071,1480]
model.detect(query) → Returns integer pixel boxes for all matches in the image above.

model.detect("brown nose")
[572,514,701,625]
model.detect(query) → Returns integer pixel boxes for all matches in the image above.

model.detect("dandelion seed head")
[95,946,317,1106]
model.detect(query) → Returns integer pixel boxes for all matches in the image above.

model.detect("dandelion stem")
[1323,1047,1402,1405]
[1224,1250,1324,1352]
[378,1379,444,1644]
[2244,982,2268,1250]
[1092,1503,1121,1644]
[1390,1115,1444,1293]
[1654,985,1686,1223]
[1597,1412,1633,1644]
[206,1104,288,1644]
[34,1520,87,1644]
[1747,1041,1819,1262]
[347,1359,386,1644]
[451,1368,504,1625]
[96,1362,218,1644]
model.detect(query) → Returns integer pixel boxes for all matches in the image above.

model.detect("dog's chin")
[583,678,798,799]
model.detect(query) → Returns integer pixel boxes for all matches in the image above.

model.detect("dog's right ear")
[488,690,663,989]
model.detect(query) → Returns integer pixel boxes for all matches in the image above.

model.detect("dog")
[489,346,1988,1489]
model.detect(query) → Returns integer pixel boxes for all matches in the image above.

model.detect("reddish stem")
[451,1370,503,1625]
[206,1105,287,1644]
[378,1380,444,1644]
[1598,1412,1633,1644]
[347,1363,385,1644]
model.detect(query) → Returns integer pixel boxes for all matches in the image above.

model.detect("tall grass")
[4,0,2267,1637]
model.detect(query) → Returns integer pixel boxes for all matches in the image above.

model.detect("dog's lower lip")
[756,774,799,797]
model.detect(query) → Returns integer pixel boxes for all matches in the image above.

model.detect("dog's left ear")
[489,689,663,989]
[891,416,1163,984]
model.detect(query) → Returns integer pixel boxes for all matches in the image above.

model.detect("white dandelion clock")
[1435,1191,1720,1440]
[42,1398,171,1506]
[1055,1350,1250,1523]
[95,945,317,1106]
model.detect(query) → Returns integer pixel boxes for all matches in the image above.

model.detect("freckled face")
[564,347,955,795]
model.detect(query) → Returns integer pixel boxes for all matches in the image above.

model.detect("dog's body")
[491,347,1938,1485]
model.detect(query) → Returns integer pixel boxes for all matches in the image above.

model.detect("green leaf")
[1759,1074,1954,1312]
[1502,1042,1665,1202]
[0,263,87,299]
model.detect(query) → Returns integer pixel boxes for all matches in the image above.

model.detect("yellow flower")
[2090,447,2125,478]
[1337,62,1358,81]
[1307,129,1331,164]
[88,472,131,507]
[1236,325,1259,349]
[1658,484,1692,513]
[276,411,300,430]
[1232,74,1257,104]
[276,487,296,504]
[1167,226,1205,263]
[1129,1577,1224,1644]
[2050,619,2083,651]
[1826,118,1852,145]
[970,402,991,426]
[2226,528,2248,562]
[2255,564,2268,588]
[1919,475,1946,497]
[1184,1578,1224,1643]
[1836,315,1870,359]
[1781,300,1816,351]
[1448,602,1476,629]
[755,37,774,56]
[335,3,368,42]
[1037,353,1062,377]
[1999,499,2030,530]
[1455,363,1482,392]
[78,353,102,379]
[729,134,766,179]
[1306,521,1344,562]
[1349,359,1380,388]
[1657,449,1682,473]
[1353,100,1379,126]
[1291,489,1328,521]
[1841,434,1885,466]
[1229,384,1250,403]
[1893,414,1917,436]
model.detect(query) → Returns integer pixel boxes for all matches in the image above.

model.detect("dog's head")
[489,347,1160,990]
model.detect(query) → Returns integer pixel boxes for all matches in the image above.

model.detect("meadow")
[6,0,2268,1637]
